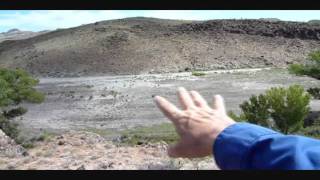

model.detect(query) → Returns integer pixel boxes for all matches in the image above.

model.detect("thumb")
[212,94,226,114]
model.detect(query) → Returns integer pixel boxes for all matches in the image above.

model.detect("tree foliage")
[238,85,311,134]
[267,85,311,134]
[0,68,44,140]
[239,94,271,127]
[0,68,44,108]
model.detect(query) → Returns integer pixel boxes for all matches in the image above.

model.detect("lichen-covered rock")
[0,130,26,158]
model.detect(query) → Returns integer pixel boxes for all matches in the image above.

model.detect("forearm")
[213,122,320,170]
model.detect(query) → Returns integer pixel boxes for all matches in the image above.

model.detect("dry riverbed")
[15,68,320,140]
[2,68,320,170]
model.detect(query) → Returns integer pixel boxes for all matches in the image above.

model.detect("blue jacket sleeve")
[213,122,320,170]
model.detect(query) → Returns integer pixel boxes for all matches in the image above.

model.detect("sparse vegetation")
[289,50,320,80]
[192,71,206,76]
[36,131,56,142]
[117,123,178,146]
[288,50,320,137]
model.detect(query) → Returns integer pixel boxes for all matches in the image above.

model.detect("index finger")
[154,96,182,123]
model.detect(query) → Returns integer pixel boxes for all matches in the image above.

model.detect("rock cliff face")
[0,17,320,77]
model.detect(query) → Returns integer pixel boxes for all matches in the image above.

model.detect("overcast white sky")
[1,10,320,32]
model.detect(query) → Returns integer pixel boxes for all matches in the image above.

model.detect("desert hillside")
[0,17,320,77]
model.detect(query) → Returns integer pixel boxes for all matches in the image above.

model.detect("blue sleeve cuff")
[213,122,280,169]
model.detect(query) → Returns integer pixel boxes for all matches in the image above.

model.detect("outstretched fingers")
[190,90,209,109]
[212,95,226,114]
[154,95,182,124]
[177,87,195,109]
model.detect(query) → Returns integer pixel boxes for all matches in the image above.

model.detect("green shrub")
[267,85,311,134]
[3,107,27,119]
[192,71,206,76]
[36,131,55,142]
[239,94,271,127]
[0,68,45,143]
[227,111,247,122]
[288,64,306,76]
[238,85,311,134]
[307,87,320,99]
[289,50,320,80]
[0,68,44,106]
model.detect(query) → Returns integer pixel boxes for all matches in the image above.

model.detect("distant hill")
[308,20,320,25]
[0,29,50,43]
[0,17,320,77]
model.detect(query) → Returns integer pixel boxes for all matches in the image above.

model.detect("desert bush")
[0,68,44,142]
[3,107,27,119]
[238,85,311,134]
[239,94,271,127]
[227,111,247,122]
[289,50,320,80]
[267,85,311,134]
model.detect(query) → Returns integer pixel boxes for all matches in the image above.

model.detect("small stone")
[56,136,64,140]
[108,162,115,168]
[22,151,29,156]
[58,141,65,145]
[7,165,15,170]
[77,165,86,170]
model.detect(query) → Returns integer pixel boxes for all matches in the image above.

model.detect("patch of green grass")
[118,123,179,146]
[36,131,56,142]
[20,141,35,149]
[192,71,206,76]
[83,123,179,146]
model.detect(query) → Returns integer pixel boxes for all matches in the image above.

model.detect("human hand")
[154,87,235,158]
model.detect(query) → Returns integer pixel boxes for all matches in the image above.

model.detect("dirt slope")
[0,17,320,77]
[0,130,218,170]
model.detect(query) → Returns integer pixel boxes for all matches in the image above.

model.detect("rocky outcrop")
[0,130,26,158]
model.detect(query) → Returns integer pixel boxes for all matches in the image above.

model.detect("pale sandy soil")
[0,130,218,170]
